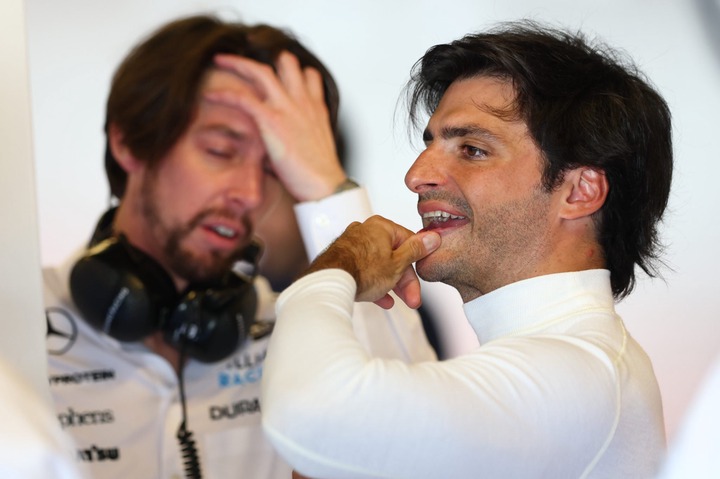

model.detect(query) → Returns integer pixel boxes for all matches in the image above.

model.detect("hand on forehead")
[199,51,343,203]
[215,52,323,97]
[201,66,265,107]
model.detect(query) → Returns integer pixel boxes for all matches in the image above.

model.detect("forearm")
[261,270,441,478]
[261,270,369,476]
[295,189,437,360]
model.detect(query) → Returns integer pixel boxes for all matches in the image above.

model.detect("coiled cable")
[176,345,202,478]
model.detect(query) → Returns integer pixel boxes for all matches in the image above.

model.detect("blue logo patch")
[218,365,263,388]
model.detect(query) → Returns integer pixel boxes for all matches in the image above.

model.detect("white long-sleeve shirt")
[262,269,665,479]
[45,188,436,479]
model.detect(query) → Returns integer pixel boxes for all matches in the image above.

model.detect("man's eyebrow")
[423,125,502,144]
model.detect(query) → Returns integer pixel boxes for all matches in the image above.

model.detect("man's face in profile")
[405,75,557,300]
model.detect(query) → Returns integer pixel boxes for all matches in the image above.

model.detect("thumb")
[395,231,441,264]
[388,232,441,309]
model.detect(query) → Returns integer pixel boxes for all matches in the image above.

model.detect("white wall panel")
[0,0,49,401]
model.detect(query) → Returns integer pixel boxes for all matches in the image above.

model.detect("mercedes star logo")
[46,307,78,355]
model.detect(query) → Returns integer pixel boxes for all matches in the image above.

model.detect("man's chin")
[416,257,442,283]
[169,250,241,285]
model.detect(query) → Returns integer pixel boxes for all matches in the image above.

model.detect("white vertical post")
[0,0,51,403]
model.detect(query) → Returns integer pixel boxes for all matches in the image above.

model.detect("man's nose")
[405,149,443,193]
[227,163,263,211]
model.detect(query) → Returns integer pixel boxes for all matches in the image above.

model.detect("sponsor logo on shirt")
[77,445,120,462]
[46,307,78,355]
[49,369,116,386]
[218,351,265,388]
[58,407,114,428]
[209,398,261,420]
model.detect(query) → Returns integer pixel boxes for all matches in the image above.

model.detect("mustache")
[417,192,472,217]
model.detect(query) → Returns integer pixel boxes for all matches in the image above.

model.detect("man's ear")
[108,123,142,173]
[560,167,608,220]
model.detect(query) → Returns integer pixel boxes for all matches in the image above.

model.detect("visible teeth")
[212,225,236,238]
[422,210,464,223]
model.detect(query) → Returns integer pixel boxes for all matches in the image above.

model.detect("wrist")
[332,177,360,195]
[303,242,360,283]
[305,177,360,202]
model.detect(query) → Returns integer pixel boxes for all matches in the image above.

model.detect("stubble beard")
[416,185,553,297]
[414,191,473,287]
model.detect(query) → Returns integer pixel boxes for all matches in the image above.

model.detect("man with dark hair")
[43,15,436,479]
[261,21,672,478]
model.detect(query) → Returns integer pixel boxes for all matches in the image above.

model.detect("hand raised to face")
[303,215,441,309]
[203,52,346,202]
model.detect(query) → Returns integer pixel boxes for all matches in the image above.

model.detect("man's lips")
[420,210,469,231]
[200,218,249,244]
[417,200,469,231]
[204,223,239,239]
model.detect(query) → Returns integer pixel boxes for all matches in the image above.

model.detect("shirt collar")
[462,269,614,344]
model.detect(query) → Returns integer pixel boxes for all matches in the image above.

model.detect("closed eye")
[197,126,248,161]
[207,147,234,159]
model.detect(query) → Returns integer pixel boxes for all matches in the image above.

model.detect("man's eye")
[207,148,233,159]
[463,145,487,158]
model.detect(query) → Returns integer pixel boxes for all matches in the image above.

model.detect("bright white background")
[25,0,720,440]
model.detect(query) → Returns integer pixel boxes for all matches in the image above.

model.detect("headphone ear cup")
[69,236,178,341]
[163,278,257,363]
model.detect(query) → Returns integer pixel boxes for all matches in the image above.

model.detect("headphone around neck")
[69,208,260,363]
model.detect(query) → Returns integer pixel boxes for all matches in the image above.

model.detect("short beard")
[163,210,248,284]
[140,172,250,285]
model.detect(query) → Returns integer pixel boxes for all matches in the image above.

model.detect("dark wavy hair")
[104,14,340,199]
[406,21,673,299]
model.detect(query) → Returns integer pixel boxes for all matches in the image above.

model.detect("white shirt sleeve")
[293,187,437,364]
[294,187,372,261]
